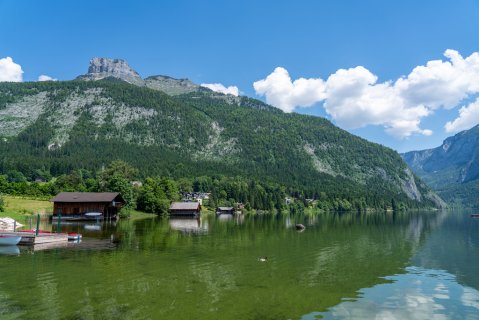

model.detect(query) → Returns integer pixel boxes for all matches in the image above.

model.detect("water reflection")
[169,218,208,234]
[0,245,19,256]
[310,267,479,320]
[216,214,233,221]
[1,210,478,319]
[83,223,102,231]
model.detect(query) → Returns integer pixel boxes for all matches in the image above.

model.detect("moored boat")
[67,233,82,241]
[18,229,52,233]
[471,214,479,218]
[0,235,22,246]
[84,212,103,218]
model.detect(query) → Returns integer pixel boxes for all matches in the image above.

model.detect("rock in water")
[77,57,144,86]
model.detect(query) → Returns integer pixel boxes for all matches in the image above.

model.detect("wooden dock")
[0,231,69,245]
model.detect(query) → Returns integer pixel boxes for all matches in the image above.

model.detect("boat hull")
[52,215,104,221]
[0,236,22,246]
[68,233,82,241]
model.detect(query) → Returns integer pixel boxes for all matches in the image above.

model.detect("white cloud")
[253,67,326,113]
[200,83,239,96]
[254,50,479,139]
[445,98,479,133]
[0,57,23,82]
[38,74,57,82]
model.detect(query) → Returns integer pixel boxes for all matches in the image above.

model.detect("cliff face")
[402,125,479,188]
[76,57,144,86]
[402,125,479,207]
[144,75,200,95]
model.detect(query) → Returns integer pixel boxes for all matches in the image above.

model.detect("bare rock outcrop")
[76,57,145,86]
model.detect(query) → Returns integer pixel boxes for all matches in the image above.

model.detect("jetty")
[0,231,69,245]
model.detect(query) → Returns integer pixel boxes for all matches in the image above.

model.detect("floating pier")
[0,231,69,245]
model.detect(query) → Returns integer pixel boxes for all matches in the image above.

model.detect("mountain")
[76,57,144,86]
[0,58,444,209]
[402,125,479,207]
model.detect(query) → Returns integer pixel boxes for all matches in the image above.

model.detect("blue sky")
[1,0,478,152]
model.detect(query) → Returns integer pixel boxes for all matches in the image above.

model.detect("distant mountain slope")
[0,58,444,209]
[402,125,479,207]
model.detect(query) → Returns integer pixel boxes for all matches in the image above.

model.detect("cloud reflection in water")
[304,266,479,320]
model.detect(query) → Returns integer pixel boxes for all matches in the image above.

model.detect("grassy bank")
[1,196,158,222]
[124,209,157,220]
[0,195,53,222]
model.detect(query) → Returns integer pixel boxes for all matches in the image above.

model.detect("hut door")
[73,208,79,215]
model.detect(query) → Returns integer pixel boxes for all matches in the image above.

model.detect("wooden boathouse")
[216,207,234,215]
[51,192,124,219]
[169,202,201,216]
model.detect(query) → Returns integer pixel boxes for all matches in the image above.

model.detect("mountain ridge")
[0,58,445,210]
[77,57,209,96]
[402,124,479,207]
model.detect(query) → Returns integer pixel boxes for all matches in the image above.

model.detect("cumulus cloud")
[253,67,326,113]
[445,98,479,133]
[0,57,23,82]
[37,74,57,82]
[200,83,239,96]
[254,50,479,139]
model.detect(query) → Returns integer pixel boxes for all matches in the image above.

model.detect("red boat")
[67,233,82,241]
[18,229,52,233]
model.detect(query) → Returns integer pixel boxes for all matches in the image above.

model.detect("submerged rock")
[295,223,306,231]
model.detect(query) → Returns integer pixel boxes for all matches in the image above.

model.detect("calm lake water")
[1,210,479,319]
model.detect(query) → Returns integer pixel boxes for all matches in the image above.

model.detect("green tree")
[0,193,5,212]
[97,160,138,208]
[136,177,179,214]
[7,170,27,183]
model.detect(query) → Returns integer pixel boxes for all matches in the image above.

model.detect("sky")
[1,0,479,152]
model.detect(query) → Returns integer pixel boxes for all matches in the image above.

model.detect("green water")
[1,211,479,319]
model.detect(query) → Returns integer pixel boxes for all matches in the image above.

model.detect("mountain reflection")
[0,210,477,319]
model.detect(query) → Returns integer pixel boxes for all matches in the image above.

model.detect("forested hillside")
[0,79,443,211]
[403,125,479,208]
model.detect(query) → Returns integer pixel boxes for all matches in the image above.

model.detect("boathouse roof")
[51,192,123,203]
[169,202,200,210]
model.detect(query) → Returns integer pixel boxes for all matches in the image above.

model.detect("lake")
[1,210,479,319]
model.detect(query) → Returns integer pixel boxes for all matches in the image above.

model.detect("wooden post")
[57,213,61,233]
[36,214,40,236]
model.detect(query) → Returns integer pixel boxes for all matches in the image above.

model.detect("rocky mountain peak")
[144,75,200,95]
[77,57,144,86]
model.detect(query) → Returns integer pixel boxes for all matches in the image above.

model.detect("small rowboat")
[84,212,102,217]
[0,235,22,246]
[68,233,82,241]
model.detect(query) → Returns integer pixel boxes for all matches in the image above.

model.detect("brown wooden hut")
[169,202,201,216]
[216,207,234,215]
[51,192,124,219]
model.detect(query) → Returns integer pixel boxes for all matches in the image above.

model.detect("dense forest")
[0,160,429,215]
[0,80,443,212]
